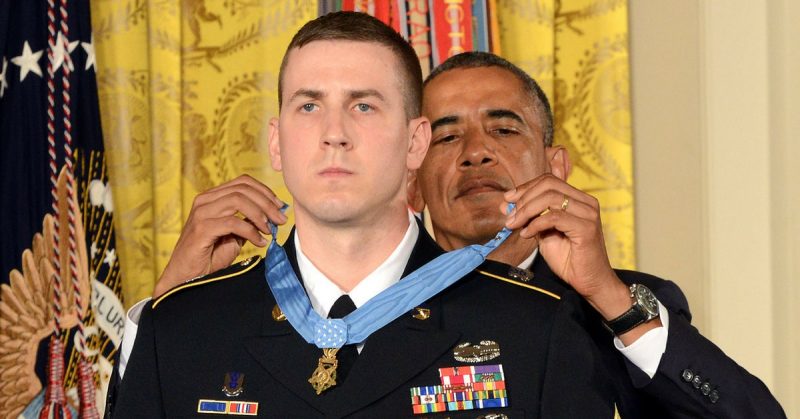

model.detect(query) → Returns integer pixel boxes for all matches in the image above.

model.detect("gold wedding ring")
[539,195,570,217]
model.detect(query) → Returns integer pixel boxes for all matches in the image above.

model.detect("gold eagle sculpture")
[0,168,90,417]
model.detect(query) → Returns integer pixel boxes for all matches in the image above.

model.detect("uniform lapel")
[328,225,460,415]
[332,295,460,417]
[243,309,329,412]
[243,230,329,412]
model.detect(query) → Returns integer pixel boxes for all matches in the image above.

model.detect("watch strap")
[603,305,648,335]
[602,283,660,336]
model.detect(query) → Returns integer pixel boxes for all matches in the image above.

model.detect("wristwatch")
[603,283,660,335]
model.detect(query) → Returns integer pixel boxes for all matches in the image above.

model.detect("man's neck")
[486,233,538,266]
[295,203,411,292]
[436,229,537,267]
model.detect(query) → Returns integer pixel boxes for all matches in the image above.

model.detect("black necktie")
[328,295,358,383]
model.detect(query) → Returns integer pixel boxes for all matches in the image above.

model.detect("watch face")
[634,285,660,317]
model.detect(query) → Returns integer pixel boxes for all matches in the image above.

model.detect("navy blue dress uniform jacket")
[110,226,620,418]
[476,255,786,418]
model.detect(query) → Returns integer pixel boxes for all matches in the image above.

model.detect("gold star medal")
[308,348,340,394]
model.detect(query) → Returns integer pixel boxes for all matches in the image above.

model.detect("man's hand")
[502,174,660,344]
[153,175,288,299]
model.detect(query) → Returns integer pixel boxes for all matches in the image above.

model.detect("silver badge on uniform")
[507,266,533,282]
[453,340,500,363]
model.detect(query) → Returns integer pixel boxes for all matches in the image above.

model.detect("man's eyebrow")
[430,115,460,132]
[486,109,524,124]
[289,88,324,103]
[349,89,386,102]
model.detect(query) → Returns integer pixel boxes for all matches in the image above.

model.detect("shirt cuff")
[119,298,151,379]
[613,300,670,378]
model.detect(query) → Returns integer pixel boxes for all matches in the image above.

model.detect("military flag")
[0,0,124,417]
[319,0,499,76]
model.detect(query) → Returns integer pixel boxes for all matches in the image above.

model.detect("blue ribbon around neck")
[264,204,514,348]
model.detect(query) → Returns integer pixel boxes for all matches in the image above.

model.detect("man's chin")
[296,198,359,224]
[472,219,506,239]
[454,199,505,220]
[455,189,506,202]
[447,206,506,241]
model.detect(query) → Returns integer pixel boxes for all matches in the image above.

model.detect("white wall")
[630,1,799,416]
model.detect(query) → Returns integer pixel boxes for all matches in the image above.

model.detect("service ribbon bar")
[410,364,509,415]
[197,399,258,416]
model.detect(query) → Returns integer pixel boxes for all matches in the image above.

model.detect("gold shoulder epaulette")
[153,255,262,308]
[476,269,561,300]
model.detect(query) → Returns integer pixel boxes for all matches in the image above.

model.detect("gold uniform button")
[412,307,430,320]
[272,304,286,321]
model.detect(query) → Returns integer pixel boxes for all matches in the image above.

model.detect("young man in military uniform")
[110,12,619,418]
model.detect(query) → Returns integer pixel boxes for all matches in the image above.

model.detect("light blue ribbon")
[264,204,514,348]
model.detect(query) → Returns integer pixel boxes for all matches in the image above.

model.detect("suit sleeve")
[109,301,166,418]
[623,279,786,418]
[540,290,619,418]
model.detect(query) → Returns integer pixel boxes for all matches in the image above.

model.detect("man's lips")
[455,178,509,199]
[318,167,354,177]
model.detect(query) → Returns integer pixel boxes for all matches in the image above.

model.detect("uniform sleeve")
[109,301,166,418]
[118,298,150,379]
[539,290,619,418]
[624,280,786,418]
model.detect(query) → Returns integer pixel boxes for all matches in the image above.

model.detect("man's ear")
[407,169,426,213]
[546,145,572,181]
[268,117,282,171]
[406,116,431,171]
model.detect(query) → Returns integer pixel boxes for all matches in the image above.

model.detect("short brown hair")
[278,11,423,119]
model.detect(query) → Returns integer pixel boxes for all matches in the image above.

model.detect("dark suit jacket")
[477,255,786,418]
[110,227,618,418]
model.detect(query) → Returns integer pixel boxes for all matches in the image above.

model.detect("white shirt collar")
[518,248,539,270]
[294,211,420,318]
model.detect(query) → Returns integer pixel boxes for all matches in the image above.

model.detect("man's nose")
[458,132,497,169]
[320,111,353,151]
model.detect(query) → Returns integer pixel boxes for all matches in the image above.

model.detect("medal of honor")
[308,348,340,394]
[264,204,514,396]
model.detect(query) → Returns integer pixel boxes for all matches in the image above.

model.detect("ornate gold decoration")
[308,348,340,395]
[0,167,91,418]
[92,1,316,306]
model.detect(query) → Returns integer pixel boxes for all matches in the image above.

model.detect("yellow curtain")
[91,1,316,307]
[92,0,634,305]
[496,0,636,269]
